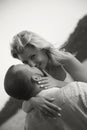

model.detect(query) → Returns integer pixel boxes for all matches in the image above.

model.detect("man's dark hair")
[4,65,34,100]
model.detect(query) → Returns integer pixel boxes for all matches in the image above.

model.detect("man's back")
[24,82,87,130]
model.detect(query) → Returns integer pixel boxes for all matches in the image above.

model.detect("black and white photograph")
[0,0,87,130]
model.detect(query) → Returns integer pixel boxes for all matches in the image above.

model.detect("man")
[4,64,87,130]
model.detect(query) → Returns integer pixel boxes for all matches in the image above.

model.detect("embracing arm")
[22,95,61,117]
[49,48,87,82]
[60,53,87,82]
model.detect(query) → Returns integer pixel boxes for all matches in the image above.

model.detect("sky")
[0,0,87,110]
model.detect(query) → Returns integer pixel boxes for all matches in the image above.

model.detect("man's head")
[4,64,43,100]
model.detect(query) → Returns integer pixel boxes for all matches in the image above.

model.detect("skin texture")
[18,46,49,69]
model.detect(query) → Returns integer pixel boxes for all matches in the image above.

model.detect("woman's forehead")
[23,46,37,55]
[18,47,37,60]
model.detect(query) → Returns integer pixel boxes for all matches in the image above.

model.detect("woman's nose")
[28,60,36,67]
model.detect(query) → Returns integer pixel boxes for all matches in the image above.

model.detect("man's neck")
[31,83,43,97]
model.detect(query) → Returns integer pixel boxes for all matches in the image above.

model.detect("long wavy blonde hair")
[11,31,54,58]
[11,30,63,67]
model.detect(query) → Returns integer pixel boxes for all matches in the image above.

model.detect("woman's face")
[18,46,49,69]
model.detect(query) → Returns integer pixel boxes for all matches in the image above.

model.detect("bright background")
[0,0,87,110]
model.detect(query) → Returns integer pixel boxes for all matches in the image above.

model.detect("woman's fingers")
[41,69,51,77]
[41,104,61,118]
[38,78,48,83]
[45,99,62,112]
[38,77,49,88]
[31,96,62,118]
[45,97,55,102]
[38,80,53,89]
[37,78,48,89]
[36,77,48,82]
[40,105,55,118]
[40,84,50,89]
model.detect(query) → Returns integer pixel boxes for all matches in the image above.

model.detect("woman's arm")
[22,96,61,118]
[62,54,87,82]
[49,48,87,82]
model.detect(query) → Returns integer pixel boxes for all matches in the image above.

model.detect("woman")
[10,30,87,117]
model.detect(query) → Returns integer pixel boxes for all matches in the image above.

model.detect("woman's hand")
[49,47,74,65]
[28,96,61,118]
[38,70,59,89]
[37,69,67,89]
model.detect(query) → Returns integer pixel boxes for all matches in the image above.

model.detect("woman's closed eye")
[30,54,36,60]
[22,60,28,64]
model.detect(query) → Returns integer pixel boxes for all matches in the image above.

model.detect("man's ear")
[31,74,41,82]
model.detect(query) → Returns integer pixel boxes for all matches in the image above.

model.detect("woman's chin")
[38,65,45,70]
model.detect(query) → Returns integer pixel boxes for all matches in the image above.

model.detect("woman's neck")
[46,62,66,81]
